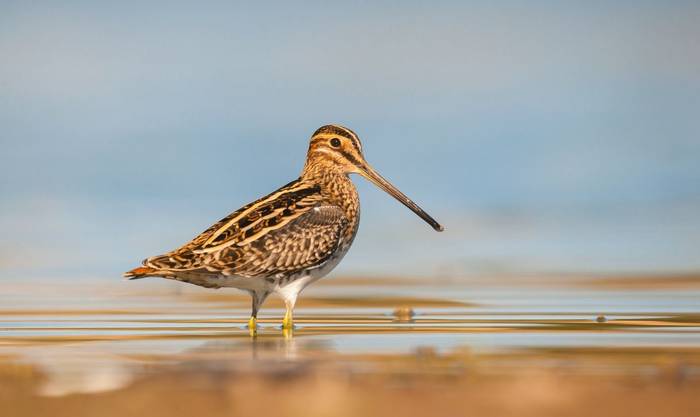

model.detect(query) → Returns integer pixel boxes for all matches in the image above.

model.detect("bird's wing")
[209,204,349,277]
[144,179,329,271]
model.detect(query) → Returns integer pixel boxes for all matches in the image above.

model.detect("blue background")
[1,1,699,279]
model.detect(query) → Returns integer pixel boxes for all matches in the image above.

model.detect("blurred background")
[1,1,699,280]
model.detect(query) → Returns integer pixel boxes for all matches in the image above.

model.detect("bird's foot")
[247,317,258,336]
[282,310,294,330]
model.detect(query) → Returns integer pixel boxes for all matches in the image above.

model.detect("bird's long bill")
[359,164,444,232]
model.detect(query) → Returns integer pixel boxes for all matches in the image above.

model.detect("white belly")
[193,241,351,303]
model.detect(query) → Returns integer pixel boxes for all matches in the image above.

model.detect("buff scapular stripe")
[201,181,314,247]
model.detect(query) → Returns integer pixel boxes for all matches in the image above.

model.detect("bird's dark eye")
[330,138,341,148]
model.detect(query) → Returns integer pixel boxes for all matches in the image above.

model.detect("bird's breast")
[320,177,361,245]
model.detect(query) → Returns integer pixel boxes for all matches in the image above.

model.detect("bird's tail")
[123,266,160,280]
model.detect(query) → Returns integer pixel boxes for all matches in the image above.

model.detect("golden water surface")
[1,275,700,417]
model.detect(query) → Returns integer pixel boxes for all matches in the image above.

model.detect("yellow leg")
[248,316,258,337]
[282,304,294,330]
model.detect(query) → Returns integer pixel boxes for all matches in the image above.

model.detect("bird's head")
[303,124,443,232]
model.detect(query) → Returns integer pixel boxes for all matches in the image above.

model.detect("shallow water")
[1,275,700,415]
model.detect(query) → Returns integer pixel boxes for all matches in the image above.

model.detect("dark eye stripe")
[340,149,361,166]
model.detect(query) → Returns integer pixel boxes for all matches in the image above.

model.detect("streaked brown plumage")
[124,124,443,331]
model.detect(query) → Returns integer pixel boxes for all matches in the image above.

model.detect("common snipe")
[125,125,443,331]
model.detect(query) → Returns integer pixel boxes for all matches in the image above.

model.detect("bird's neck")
[301,164,360,223]
[301,158,344,182]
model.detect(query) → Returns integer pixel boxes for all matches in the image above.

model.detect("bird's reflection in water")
[7,327,329,397]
